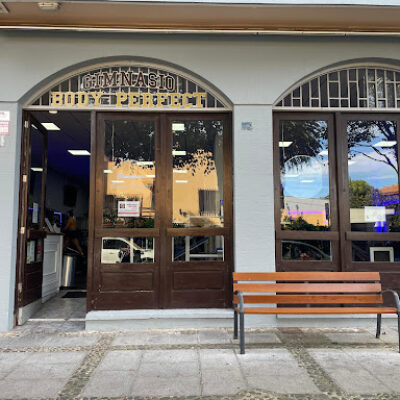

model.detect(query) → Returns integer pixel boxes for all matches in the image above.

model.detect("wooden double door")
[88,112,232,310]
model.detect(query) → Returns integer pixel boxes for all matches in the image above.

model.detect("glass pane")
[28,129,44,229]
[282,240,331,261]
[172,121,223,228]
[347,120,399,232]
[101,237,154,264]
[279,120,330,231]
[352,241,400,262]
[103,120,155,228]
[173,236,224,262]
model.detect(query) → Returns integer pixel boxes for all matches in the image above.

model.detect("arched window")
[275,66,400,110]
[274,65,400,294]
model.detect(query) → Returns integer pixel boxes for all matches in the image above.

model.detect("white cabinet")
[42,234,63,302]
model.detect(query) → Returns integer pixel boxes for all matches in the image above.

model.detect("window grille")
[275,67,400,110]
[26,63,230,110]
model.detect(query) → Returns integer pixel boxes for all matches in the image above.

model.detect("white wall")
[1,31,400,329]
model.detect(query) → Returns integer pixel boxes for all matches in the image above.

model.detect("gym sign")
[45,67,217,110]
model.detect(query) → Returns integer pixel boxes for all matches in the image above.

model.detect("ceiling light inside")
[172,123,185,132]
[68,150,90,156]
[41,122,60,130]
[176,180,188,183]
[136,161,154,166]
[373,141,397,148]
[172,150,187,156]
[31,167,43,172]
[49,110,58,114]
[104,170,112,174]
[111,180,124,184]
[279,141,293,148]
[318,150,328,156]
[173,169,188,174]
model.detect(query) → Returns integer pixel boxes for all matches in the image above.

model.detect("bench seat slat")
[233,272,380,281]
[233,294,383,304]
[235,307,397,314]
[234,283,382,293]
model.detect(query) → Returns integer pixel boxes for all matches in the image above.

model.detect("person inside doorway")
[63,209,84,255]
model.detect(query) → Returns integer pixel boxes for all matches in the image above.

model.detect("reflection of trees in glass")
[347,121,397,174]
[282,216,326,231]
[349,180,374,208]
[105,121,155,163]
[280,120,328,170]
[173,120,223,175]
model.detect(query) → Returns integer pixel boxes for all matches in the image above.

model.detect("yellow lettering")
[182,93,192,108]
[64,92,75,107]
[142,93,154,108]
[193,92,206,108]
[128,93,140,107]
[169,93,181,108]
[116,92,128,107]
[156,93,168,108]
[76,92,88,107]
[90,92,103,107]
[51,92,63,106]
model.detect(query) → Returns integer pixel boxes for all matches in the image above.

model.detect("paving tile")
[198,329,231,344]
[96,350,142,371]
[202,369,246,395]
[244,331,281,344]
[131,375,201,396]
[82,371,134,397]
[325,332,382,344]
[0,334,52,348]
[237,348,307,376]
[374,374,400,392]
[199,349,239,370]
[141,349,198,364]
[0,353,28,373]
[112,332,148,346]
[309,349,393,393]
[43,334,99,347]
[147,331,198,345]
[247,374,320,394]
[0,377,67,398]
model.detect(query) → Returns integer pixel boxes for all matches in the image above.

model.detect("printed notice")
[0,111,10,136]
[118,201,140,217]
[364,206,386,222]
[32,202,39,224]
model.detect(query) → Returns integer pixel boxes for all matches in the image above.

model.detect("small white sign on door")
[118,201,140,217]
[364,206,386,222]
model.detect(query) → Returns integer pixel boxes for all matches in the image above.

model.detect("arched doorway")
[16,61,233,322]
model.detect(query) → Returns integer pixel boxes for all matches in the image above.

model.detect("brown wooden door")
[16,113,48,316]
[90,112,232,310]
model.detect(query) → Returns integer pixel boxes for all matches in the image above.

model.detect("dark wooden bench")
[233,272,400,354]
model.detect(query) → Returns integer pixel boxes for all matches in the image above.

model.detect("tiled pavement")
[0,324,399,399]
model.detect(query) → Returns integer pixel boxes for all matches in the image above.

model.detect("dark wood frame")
[90,111,233,310]
[15,112,48,316]
[274,111,400,277]
[273,112,340,271]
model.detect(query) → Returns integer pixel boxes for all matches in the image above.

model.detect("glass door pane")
[102,120,156,228]
[279,120,330,231]
[347,120,399,233]
[172,120,224,228]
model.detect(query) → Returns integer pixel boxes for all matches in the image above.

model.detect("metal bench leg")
[233,310,238,339]
[240,311,245,354]
[376,313,382,339]
[397,313,400,353]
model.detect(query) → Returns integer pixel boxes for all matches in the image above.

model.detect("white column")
[0,102,22,331]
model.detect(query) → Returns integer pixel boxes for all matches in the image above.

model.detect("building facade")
[1,0,400,330]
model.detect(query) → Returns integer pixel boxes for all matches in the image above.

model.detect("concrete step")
[85,308,233,330]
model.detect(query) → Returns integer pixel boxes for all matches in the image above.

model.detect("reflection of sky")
[348,123,398,190]
[282,155,329,199]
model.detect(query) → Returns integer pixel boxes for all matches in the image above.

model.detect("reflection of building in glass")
[281,197,330,227]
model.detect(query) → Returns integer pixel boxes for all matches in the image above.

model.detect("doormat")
[62,291,87,298]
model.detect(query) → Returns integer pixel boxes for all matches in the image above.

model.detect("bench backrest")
[233,272,383,306]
